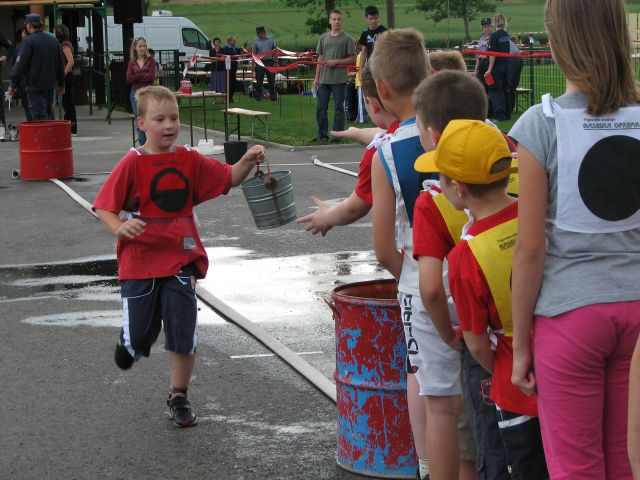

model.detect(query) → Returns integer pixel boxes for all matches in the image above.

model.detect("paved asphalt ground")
[0,103,395,479]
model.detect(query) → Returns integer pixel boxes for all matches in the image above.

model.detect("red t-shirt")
[93,147,232,280]
[412,189,456,261]
[448,201,537,417]
[354,120,400,205]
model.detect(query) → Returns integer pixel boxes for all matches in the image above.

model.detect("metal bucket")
[240,170,296,229]
[328,279,417,479]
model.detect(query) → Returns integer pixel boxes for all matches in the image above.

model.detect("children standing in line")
[370,28,461,480]
[93,86,266,427]
[509,0,640,478]
[297,64,398,236]
[412,70,498,480]
[418,118,548,479]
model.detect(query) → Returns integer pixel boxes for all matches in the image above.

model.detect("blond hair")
[368,28,430,95]
[428,51,466,73]
[493,13,507,29]
[129,36,148,62]
[135,85,178,117]
[545,0,639,115]
[413,70,487,133]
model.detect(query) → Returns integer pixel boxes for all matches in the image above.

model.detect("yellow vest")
[431,193,468,245]
[467,217,518,335]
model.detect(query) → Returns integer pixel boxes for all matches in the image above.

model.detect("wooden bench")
[515,87,533,112]
[224,108,272,146]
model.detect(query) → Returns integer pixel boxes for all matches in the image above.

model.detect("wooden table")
[174,91,226,146]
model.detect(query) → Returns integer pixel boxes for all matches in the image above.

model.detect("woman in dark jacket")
[209,37,226,93]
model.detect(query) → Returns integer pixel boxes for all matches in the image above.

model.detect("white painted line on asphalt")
[230,351,323,359]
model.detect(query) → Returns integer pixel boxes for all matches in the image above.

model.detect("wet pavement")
[0,104,397,479]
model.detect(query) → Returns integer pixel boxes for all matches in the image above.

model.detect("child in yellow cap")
[417,119,547,479]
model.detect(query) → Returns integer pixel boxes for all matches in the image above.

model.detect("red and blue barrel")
[329,279,417,478]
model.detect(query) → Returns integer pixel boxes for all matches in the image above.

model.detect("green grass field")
[153,0,640,50]
[156,0,640,144]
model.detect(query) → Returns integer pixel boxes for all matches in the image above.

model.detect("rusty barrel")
[329,279,417,478]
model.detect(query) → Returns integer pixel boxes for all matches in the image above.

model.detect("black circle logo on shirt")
[149,167,190,212]
[578,135,640,221]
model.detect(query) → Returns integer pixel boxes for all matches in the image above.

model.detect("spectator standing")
[484,13,511,121]
[252,27,277,101]
[11,28,31,121]
[222,36,241,102]
[472,18,492,90]
[357,5,386,61]
[508,36,523,114]
[126,36,156,146]
[55,24,77,135]
[209,37,226,94]
[0,31,15,130]
[312,10,357,144]
[9,14,65,121]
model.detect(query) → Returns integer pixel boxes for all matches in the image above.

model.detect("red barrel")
[329,279,417,478]
[19,121,74,180]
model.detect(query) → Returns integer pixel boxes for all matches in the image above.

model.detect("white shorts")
[399,291,462,396]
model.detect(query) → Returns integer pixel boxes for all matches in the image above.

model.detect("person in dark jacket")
[9,14,65,121]
[222,36,241,102]
[0,31,15,128]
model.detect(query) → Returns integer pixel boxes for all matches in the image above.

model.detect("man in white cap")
[9,13,65,121]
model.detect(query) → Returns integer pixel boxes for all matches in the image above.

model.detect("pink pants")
[534,301,640,480]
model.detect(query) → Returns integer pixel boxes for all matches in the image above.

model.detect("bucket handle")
[254,154,277,189]
[323,296,341,321]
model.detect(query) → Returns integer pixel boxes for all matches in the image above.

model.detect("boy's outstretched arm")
[418,256,462,350]
[296,192,370,236]
[95,209,146,239]
[330,127,384,145]
[371,152,402,279]
[629,336,640,480]
[231,145,266,187]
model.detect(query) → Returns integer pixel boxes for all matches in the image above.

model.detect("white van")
[78,14,211,61]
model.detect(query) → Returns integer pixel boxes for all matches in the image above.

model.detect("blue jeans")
[315,83,346,140]
[27,90,54,121]
[130,89,146,146]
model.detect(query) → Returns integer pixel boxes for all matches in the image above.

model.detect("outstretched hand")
[330,127,383,146]
[296,196,333,236]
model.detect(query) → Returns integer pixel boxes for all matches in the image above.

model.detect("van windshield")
[182,28,210,50]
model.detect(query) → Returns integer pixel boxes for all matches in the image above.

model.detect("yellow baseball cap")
[414,119,516,184]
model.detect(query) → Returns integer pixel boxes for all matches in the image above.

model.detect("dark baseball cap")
[256,26,265,33]
[25,13,42,25]
[480,17,492,26]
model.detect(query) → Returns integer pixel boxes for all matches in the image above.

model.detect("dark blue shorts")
[119,264,198,359]
[461,347,511,480]
[495,407,548,480]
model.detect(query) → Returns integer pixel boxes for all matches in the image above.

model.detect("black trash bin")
[223,141,248,165]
